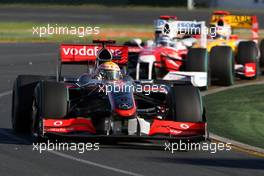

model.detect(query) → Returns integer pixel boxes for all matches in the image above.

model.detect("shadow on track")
[0,128,168,151]
[0,128,32,145]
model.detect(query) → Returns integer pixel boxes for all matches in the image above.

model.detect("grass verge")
[205,84,264,148]
[0,22,263,43]
[0,22,152,43]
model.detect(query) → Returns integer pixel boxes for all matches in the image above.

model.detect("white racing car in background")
[125,16,209,88]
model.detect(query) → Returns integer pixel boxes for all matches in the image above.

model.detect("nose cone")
[115,106,136,117]
[109,88,136,117]
[114,97,136,117]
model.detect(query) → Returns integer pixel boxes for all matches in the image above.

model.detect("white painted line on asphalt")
[0,90,144,176]
[0,90,12,97]
[49,150,144,176]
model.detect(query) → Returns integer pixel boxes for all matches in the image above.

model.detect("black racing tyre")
[237,41,258,64]
[12,75,55,133]
[260,39,264,68]
[186,48,209,90]
[124,40,140,78]
[136,62,156,80]
[32,81,67,138]
[237,41,259,78]
[127,53,139,78]
[35,81,68,119]
[210,46,234,86]
[185,48,208,72]
[167,85,204,122]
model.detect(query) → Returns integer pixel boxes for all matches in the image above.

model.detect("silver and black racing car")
[12,40,207,142]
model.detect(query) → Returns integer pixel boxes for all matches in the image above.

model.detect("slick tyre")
[210,46,234,86]
[12,75,54,133]
[167,85,204,122]
[186,48,209,90]
[185,48,208,72]
[34,81,68,119]
[237,41,259,78]
[32,81,67,139]
[259,39,264,68]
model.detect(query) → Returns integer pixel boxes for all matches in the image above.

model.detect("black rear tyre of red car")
[185,48,208,72]
[186,48,209,90]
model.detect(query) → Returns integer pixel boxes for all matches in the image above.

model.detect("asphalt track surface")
[0,43,264,176]
[0,6,264,28]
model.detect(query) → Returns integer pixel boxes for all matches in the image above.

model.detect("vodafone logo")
[180,123,189,129]
[53,121,63,126]
[62,46,122,57]
[62,46,99,56]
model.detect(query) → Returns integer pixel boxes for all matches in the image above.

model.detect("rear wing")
[154,19,207,48]
[57,41,128,81]
[60,44,128,64]
[211,11,259,41]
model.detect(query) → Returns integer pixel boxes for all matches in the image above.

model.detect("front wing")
[42,117,206,141]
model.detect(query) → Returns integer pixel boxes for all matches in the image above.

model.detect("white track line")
[0,90,143,176]
[49,150,143,176]
[0,90,12,97]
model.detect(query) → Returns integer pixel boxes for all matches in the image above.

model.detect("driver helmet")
[95,61,121,80]
[156,35,172,47]
[212,19,231,39]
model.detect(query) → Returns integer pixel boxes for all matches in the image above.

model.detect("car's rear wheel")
[185,48,209,90]
[185,48,208,72]
[237,41,259,78]
[259,39,264,68]
[210,46,234,86]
